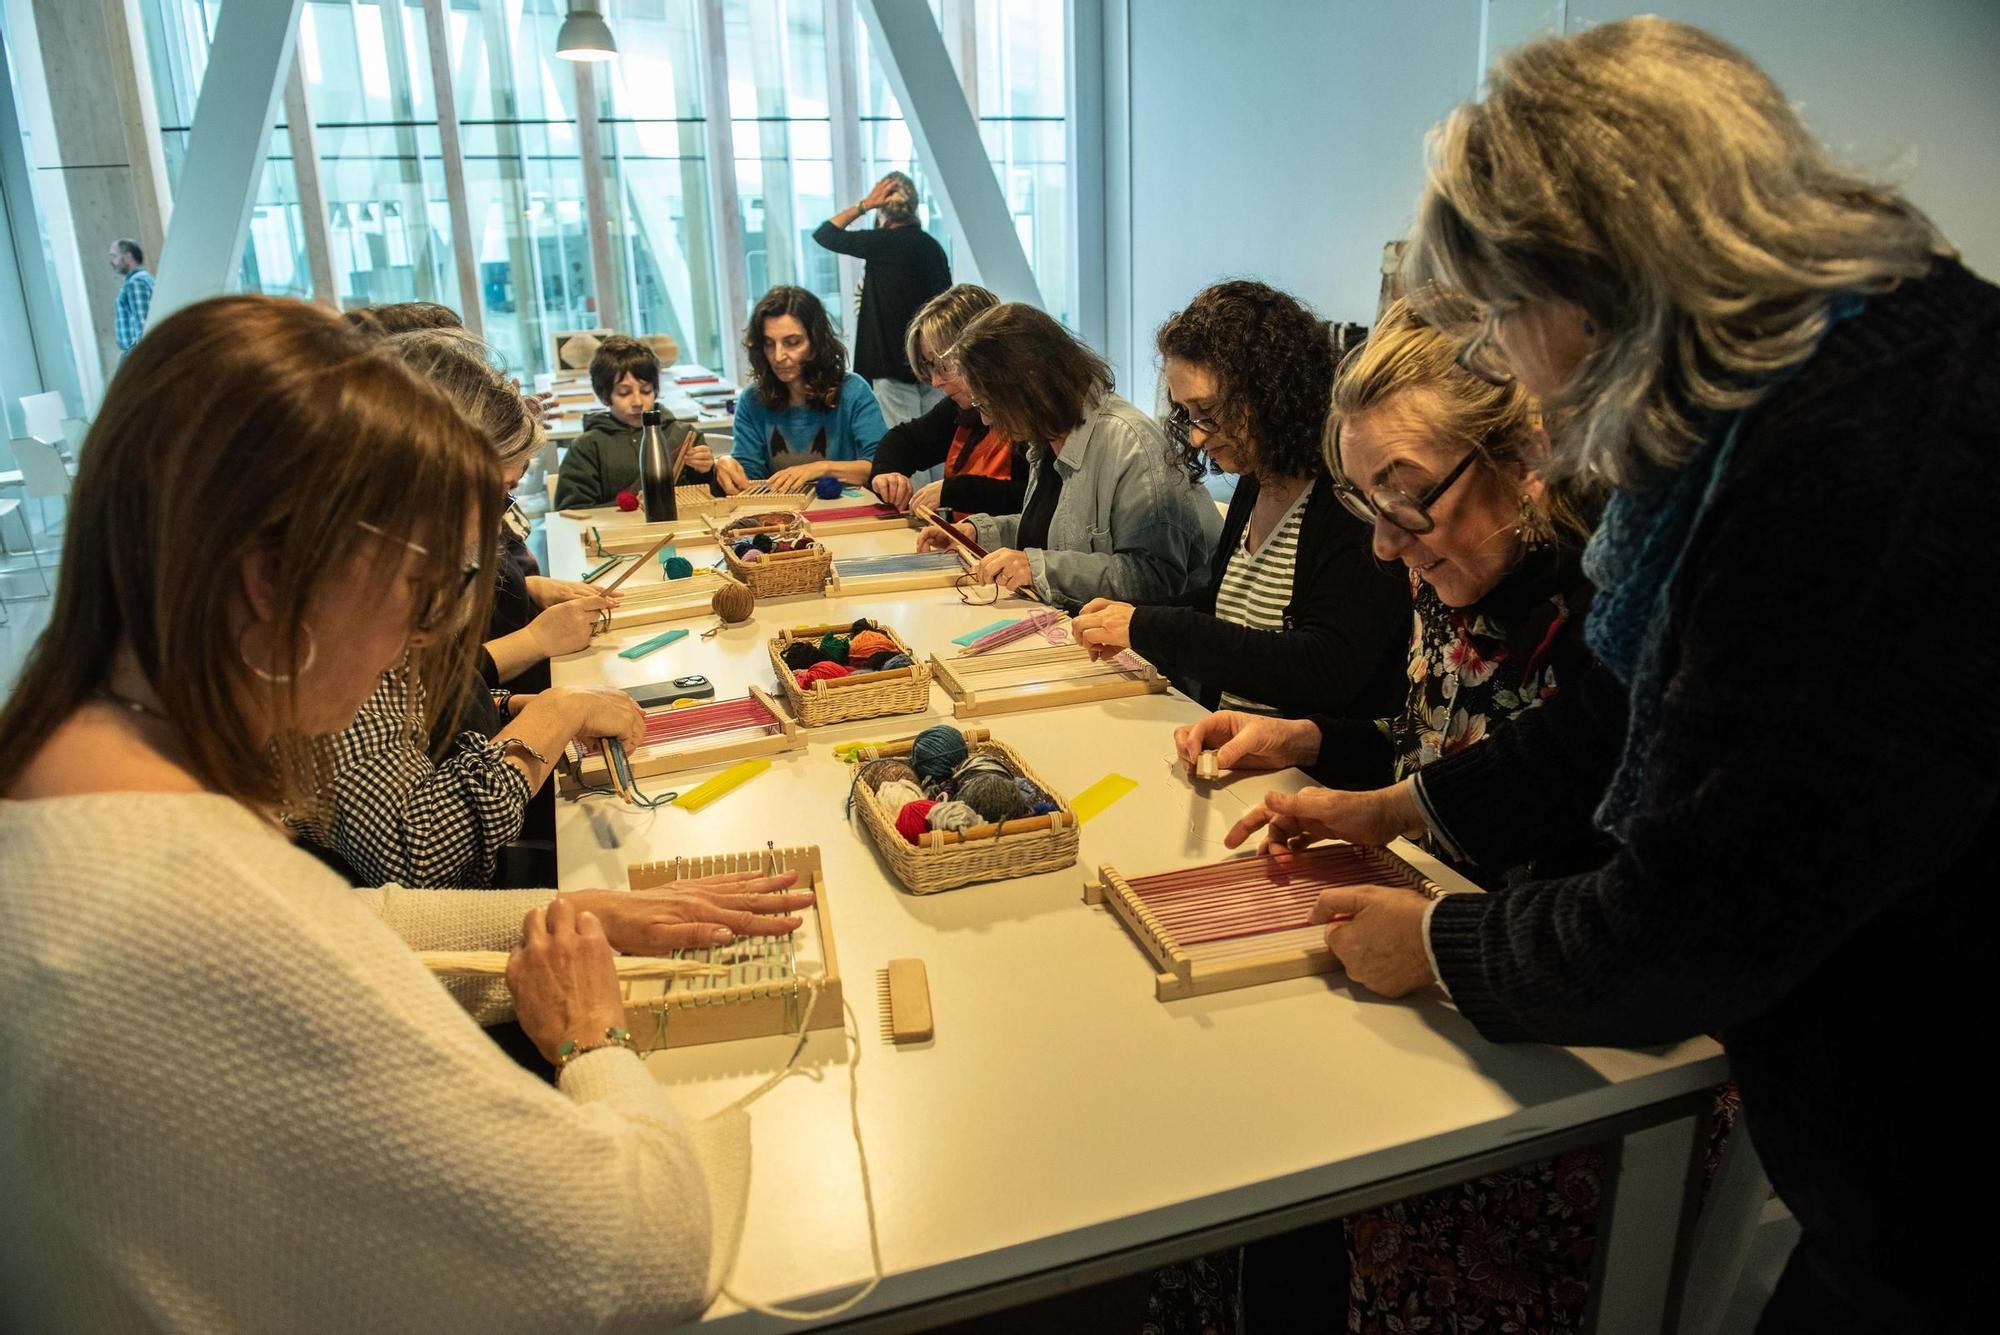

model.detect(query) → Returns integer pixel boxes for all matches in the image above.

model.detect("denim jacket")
[970,393,1220,607]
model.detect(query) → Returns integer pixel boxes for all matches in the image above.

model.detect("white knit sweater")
[0,793,717,1334]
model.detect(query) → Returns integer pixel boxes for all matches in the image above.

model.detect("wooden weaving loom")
[558,685,803,794]
[597,566,729,632]
[928,640,1168,717]
[576,492,808,556]
[799,499,918,536]
[827,548,970,596]
[1085,843,1447,1001]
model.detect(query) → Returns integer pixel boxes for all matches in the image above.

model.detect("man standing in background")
[109,239,154,355]
[813,172,950,426]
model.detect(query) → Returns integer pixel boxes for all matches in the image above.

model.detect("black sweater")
[1421,258,1999,1322]
[1127,473,1409,716]
[868,397,1030,516]
[811,220,951,384]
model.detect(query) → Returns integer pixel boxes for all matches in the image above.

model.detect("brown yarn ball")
[711,580,756,624]
[859,758,920,791]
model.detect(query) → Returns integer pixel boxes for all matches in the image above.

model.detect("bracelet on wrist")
[493,735,549,769]
[554,1025,635,1072]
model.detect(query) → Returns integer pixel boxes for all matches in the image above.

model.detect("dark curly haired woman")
[1073,280,1408,717]
[713,285,886,495]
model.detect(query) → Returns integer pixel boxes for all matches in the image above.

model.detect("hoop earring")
[240,623,318,684]
[1513,493,1554,553]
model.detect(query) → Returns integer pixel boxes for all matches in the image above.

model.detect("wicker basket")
[711,511,832,598]
[771,618,933,726]
[849,729,1078,893]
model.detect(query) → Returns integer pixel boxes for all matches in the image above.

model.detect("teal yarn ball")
[908,725,969,781]
[751,533,775,553]
[662,556,695,580]
[958,771,1030,823]
[817,633,850,662]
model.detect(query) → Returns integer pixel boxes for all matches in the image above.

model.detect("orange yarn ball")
[845,630,898,664]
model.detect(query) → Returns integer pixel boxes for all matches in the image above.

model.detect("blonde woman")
[0,296,800,1330]
[1230,19,1995,1329]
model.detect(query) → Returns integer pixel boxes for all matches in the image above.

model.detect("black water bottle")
[639,407,677,522]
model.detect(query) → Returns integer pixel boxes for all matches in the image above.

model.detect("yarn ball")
[874,779,929,811]
[740,548,767,564]
[615,490,639,512]
[814,475,846,499]
[731,538,755,557]
[780,641,827,670]
[711,581,755,624]
[894,799,939,844]
[951,753,1014,786]
[817,633,850,662]
[849,618,874,636]
[863,650,901,671]
[751,533,776,553]
[882,653,915,669]
[662,556,695,580]
[1013,776,1047,808]
[909,725,969,780]
[847,630,898,663]
[958,771,1030,823]
[795,660,853,688]
[1031,800,1059,816]
[926,800,980,834]
[859,759,919,791]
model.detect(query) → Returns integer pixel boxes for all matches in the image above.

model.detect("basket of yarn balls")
[719,513,830,597]
[846,724,1078,894]
[769,616,929,726]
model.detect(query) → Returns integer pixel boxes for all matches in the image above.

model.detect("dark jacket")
[1420,258,1999,1325]
[553,410,710,510]
[811,220,950,384]
[869,396,1030,516]
[1127,473,1409,716]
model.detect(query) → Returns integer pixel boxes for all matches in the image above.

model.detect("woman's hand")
[910,479,944,516]
[682,442,715,474]
[713,455,749,495]
[1173,711,1322,776]
[976,548,1033,593]
[527,595,616,658]
[568,870,815,952]
[767,458,832,493]
[526,576,616,610]
[1311,883,1438,998]
[1224,780,1426,851]
[860,175,900,211]
[917,518,978,553]
[871,472,913,511]
[1073,598,1136,659]
[545,685,645,751]
[505,897,630,1065]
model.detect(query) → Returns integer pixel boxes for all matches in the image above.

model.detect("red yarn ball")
[794,659,853,689]
[894,799,938,843]
[614,490,639,512]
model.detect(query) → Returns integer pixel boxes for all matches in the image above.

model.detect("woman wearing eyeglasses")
[916,302,1218,605]
[0,296,774,1331]
[1067,281,1407,719]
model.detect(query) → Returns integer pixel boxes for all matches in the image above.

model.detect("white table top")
[541,506,1727,1329]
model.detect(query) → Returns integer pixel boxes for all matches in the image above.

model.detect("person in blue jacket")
[712,285,887,494]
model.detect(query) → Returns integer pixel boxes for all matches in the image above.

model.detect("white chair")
[8,436,74,549]
[59,416,90,463]
[19,391,64,447]
[0,495,50,601]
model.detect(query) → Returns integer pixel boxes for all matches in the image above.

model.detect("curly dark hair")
[1155,280,1345,483]
[743,285,847,412]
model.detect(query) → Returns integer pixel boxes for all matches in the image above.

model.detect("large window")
[136,0,1070,378]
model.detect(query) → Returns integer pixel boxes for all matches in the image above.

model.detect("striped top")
[1213,489,1310,713]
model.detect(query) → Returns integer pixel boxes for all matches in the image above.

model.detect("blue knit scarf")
[1583,296,1864,834]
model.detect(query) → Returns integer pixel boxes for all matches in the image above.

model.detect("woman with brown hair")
[0,295,783,1330]
[866,282,1029,517]
[713,284,887,494]
[918,302,1217,605]
[1070,280,1407,717]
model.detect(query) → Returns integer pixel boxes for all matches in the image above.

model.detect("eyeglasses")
[357,520,483,633]
[1164,403,1223,449]
[1329,435,1483,536]
[954,572,1000,607]
[1406,284,1516,387]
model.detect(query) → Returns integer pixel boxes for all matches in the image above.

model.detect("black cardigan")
[1126,472,1409,716]
[868,396,1030,516]
[1420,258,1999,1323]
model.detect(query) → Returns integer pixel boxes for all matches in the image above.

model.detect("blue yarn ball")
[662,556,694,580]
[814,475,845,499]
[1031,800,1059,816]
[908,725,968,781]
[881,653,915,670]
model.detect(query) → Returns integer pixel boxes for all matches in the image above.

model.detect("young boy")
[552,335,715,508]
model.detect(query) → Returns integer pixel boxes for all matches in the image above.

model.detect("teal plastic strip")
[953,617,1018,647]
[618,627,688,660]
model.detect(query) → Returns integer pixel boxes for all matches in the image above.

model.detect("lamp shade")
[556,5,617,62]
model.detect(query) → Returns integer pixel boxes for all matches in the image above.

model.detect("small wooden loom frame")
[620,844,844,1049]
[827,548,970,596]
[558,685,803,793]
[1085,843,1447,1001]
[928,641,1168,718]
[599,567,729,632]
[576,492,809,555]
[799,499,918,536]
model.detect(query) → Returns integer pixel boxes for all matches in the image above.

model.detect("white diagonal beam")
[421,0,483,334]
[855,0,1042,308]
[282,52,338,307]
[151,0,307,322]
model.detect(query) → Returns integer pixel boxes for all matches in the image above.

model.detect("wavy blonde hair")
[1403,16,1947,488]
